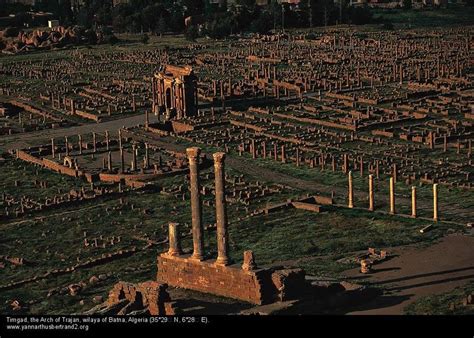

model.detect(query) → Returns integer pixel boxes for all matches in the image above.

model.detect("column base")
[190,253,204,261]
[215,257,231,266]
[166,250,182,257]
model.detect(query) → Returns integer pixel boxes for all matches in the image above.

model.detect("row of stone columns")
[348,173,439,221]
[51,130,113,158]
[167,147,230,265]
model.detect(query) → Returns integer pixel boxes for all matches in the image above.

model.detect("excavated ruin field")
[0,25,473,315]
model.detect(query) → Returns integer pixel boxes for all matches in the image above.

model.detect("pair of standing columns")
[168,147,230,265]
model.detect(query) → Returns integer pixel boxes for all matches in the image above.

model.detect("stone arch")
[63,156,74,168]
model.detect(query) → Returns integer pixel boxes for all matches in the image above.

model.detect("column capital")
[186,147,201,160]
[213,152,226,165]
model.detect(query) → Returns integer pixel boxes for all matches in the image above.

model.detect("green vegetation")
[372,5,474,28]
[405,282,474,315]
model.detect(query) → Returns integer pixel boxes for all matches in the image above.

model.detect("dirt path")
[343,234,474,315]
[1,122,471,223]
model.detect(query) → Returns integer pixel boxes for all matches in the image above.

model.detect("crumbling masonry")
[157,147,306,305]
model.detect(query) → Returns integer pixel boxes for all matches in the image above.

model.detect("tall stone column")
[348,171,354,208]
[187,147,204,261]
[251,139,256,159]
[433,184,438,222]
[78,134,82,155]
[64,136,69,156]
[389,177,395,214]
[368,174,374,211]
[105,130,110,151]
[411,186,417,218]
[131,144,137,171]
[51,138,55,158]
[107,151,112,172]
[92,132,97,155]
[213,152,230,266]
[167,222,182,256]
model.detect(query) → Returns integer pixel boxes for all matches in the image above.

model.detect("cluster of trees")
[3,0,376,38]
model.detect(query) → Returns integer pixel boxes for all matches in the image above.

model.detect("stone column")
[368,174,374,211]
[187,147,204,261]
[105,131,110,151]
[64,136,69,156]
[213,152,230,266]
[118,129,122,149]
[107,151,112,172]
[389,177,395,214]
[433,183,438,222]
[131,144,137,171]
[348,171,354,208]
[51,138,55,158]
[78,134,82,155]
[167,222,182,256]
[411,186,417,218]
[92,132,97,154]
[281,145,286,163]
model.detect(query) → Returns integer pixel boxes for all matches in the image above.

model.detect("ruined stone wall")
[16,150,43,166]
[157,255,274,305]
[42,158,80,177]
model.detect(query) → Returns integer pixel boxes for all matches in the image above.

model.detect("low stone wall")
[106,281,176,315]
[157,254,306,305]
[157,254,269,304]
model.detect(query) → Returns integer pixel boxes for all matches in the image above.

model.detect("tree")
[157,16,167,37]
[250,11,273,34]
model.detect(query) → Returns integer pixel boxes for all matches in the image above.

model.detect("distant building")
[152,65,198,120]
